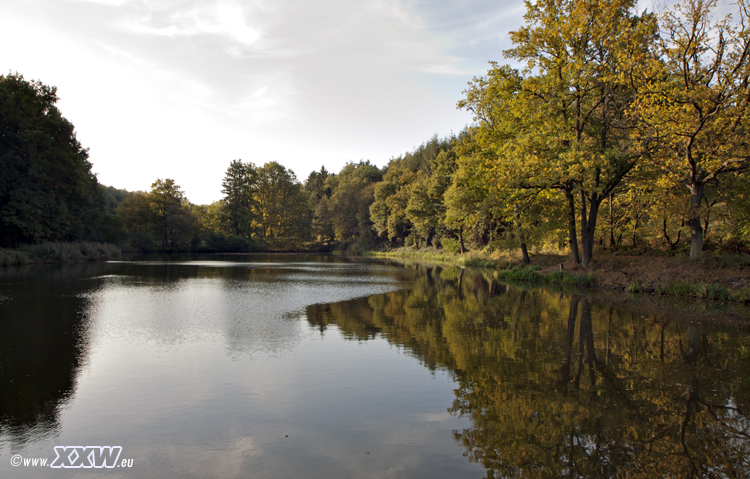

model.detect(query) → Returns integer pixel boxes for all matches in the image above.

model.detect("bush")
[204,233,254,252]
[441,238,462,254]
[0,248,30,266]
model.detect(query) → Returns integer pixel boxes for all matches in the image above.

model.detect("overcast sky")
[0,0,529,204]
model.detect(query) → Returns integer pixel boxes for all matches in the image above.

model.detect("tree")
[116,179,197,250]
[627,0,750,258]
[117,191,156,250]
[149,179,187,246]
[329,161,382,242]
[304,166,333,204]
[496,0,655,266]
[0,73,104,246]
[254,162,311,240]
[370,137,457,247]
[221,159,256,237]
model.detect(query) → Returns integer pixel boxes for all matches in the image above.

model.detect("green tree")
[149,179,195,248]
[370,137,457,246]
[221,159,257,237]
[117,191,155,250]
[329,161,382,243]
[0,73,105,246]
[304,166,333,204]
[254,162,311,240]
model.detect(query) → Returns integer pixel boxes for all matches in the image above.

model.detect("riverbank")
[370,247,750,304]
[0,242,121,266]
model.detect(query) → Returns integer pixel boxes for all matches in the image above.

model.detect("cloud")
[119,1,262,47]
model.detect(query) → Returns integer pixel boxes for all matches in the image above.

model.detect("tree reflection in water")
[0,264,101,446]
[307,263,750,478]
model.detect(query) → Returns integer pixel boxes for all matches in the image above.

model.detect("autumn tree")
[627,0,750,258]
[498,0,656,266]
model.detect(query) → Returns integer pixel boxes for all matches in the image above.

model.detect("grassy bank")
[0,242,122,266]
[371,247,750,304]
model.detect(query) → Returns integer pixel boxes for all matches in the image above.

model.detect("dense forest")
[1,0,749,261]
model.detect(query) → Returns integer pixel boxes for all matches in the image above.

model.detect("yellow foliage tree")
[627,0,750,257]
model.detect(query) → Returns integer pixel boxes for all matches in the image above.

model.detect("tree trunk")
[560,296,579,396]
[580,191,602,267]
[458,227,465,254]
[579,297,597,393]
[565,190,581,264]
[688,182,704,258]
[609,194,615,249]
[514,206,531,264]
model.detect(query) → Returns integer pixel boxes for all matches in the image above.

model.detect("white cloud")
[119,1,262,46]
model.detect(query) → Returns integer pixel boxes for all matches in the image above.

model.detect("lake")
[0,255,749,478]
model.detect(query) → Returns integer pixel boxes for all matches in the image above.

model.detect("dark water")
[0,255,749,478]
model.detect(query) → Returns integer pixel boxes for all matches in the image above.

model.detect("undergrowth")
[5,242,123,265]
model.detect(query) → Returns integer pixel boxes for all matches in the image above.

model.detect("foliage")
[117,179,197,251]
[371,136,457,247]
[0,248,29,266]
[0,73,105,247]
[626,0,750,258]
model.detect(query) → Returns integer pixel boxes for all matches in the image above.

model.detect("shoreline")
[4,243,748,305]
[369,247,750,305]
[0,242,122,266]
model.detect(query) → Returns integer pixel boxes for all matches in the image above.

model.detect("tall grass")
[630,279,735,302]
[371,247,514,269]
[0,248,30,266]
[496,265,593,286]
[17,242,121,264]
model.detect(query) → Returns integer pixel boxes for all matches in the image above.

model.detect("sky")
[0,0,528,204]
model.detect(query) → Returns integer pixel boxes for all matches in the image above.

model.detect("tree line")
[2,0,749,259]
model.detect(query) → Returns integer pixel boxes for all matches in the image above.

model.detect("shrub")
[0,248,30,266]
[441,238,462,254]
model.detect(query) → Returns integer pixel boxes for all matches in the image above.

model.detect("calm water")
[0,255,749,478]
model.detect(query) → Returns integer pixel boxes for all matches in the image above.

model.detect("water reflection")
[307,263,750,478]
[0,257,748,478]
[0,263,109,445]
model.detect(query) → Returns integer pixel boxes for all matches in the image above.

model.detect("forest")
[1,0,750,263]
